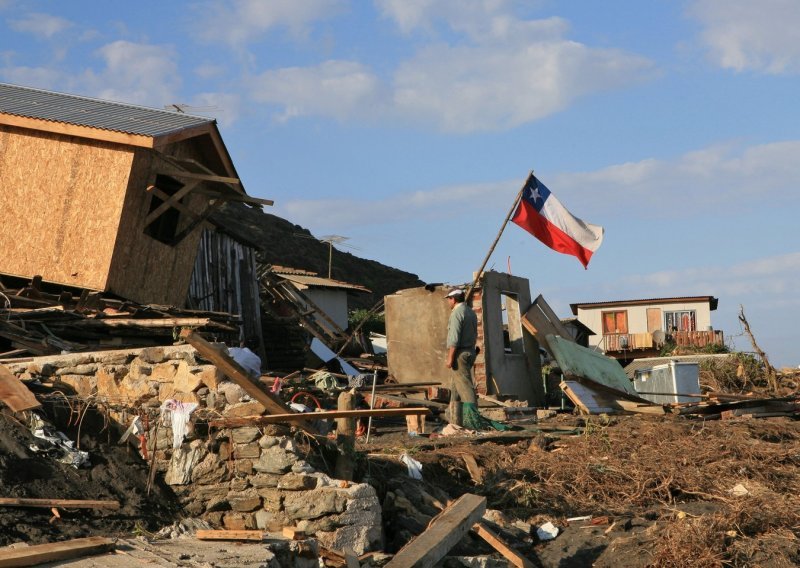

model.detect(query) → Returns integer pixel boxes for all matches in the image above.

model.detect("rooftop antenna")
[292,233,360,279]
[165,103,219,114]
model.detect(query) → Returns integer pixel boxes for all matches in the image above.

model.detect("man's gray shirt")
[447,302,478,349]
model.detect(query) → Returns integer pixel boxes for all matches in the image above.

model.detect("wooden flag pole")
[465,172,531,301]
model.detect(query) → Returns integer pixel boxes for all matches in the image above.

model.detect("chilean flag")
[511,174,604,268]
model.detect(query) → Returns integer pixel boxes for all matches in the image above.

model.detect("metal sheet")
[547,334,637,394]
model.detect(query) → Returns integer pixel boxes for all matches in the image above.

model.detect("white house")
[272,267,370,330]
[569,296,722,360]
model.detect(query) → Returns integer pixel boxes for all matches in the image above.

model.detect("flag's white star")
[529,184,542,204]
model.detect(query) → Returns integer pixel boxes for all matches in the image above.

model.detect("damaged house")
[0,82,272,351]
[385,271,544,406]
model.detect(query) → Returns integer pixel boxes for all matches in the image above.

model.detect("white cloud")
[279,138,800,234]
[80,41,181,107]
[278,179,512,230]
[550,140,800,216]
[249,60,386,122]
[193,0,344,47]
[8,12,72,38]
[688,0,800,73]
[187,92,243,128]
[250,5,652,132]
[0,64,62,89]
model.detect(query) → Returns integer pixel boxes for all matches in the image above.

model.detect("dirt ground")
[2,401,800,567]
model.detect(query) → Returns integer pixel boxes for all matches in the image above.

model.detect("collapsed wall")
[5,344,383,554]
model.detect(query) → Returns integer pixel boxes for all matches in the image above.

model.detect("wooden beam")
[0,365,41,412]
[385,493,486,568]
[195,191,274,207]
[472,522,537,568]
[167,197,226,246]
[159,169,241,185]
[195,530,264,541]
[0,498,120,510]
[209,407,430,427]
[179,329,319,437]
[0,112,154,147]
[144,178,200,227]
[0,536,115,567]
[145,184,201,223]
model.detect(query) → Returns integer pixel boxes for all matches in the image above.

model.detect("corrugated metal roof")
[0,82,213,137]
[279,273,371,293]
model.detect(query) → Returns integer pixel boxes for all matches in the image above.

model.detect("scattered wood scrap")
[209,407,430,427]
[195,530,264,541]
[385,493,486,568]
[0,536,115,567]
[0,365,40,412]
[472,522,537,568]
[0,498,120,510]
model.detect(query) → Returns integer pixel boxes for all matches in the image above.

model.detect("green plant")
[348,308,385,335]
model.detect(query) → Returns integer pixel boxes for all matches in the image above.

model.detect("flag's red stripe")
[512,200,593,268]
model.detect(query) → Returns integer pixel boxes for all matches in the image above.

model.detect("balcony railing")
[602,329,724,352]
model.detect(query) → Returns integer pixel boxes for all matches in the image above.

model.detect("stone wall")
[6,344,383,554]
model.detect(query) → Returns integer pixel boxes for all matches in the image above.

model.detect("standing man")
[444,288,478,425]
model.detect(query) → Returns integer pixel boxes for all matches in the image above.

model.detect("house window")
[499,292,524,355]
[602,310,628,334]
[144,174,184,245]
[665,310,696,332]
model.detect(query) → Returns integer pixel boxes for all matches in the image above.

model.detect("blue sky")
[2,1,798,367]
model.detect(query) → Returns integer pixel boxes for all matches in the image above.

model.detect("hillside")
[210,202,425,310]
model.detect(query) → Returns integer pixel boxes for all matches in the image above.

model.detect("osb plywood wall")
[106,137,216,306]
[0,125,133,290]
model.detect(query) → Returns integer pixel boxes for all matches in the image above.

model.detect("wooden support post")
[334,390,356,481]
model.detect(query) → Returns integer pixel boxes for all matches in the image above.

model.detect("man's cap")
[446,289,465,299]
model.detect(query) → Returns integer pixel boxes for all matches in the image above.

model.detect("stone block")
[230,478,249,492]
[278,473,318,491]
[56,363,98,376]
[119,376,154,403]
[222,401,266,418]
[218,382,247,405]
[254,444,298,474]
[150,362,177,382]
[57,375,97,398]
[233,443,261,460]
[283,489,347,520]
[234,459,254,476]
[165,440,206,485]
[95,368,122,400]
[229,489,263,512]
[231,427,261,444]
[139,347,168,364]
[128,358,152,381]
[204,511,225,527]
[222,512,256,530]
[174,360,203,393]
[195,365,224,390]
[255,487,283,509]
[191,451,228,485]
[251,473,282,488]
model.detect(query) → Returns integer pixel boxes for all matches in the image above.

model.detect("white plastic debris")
[228,347,262,378]
[161,399,199,449]
[536,521,559,541]
[730,483,750,497]
[28,414,90,468]
[400,453,423,480]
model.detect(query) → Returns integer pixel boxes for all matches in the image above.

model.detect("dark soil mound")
[0,404,181,546]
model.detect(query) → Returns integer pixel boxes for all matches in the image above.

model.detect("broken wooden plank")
[472,522,537,568]
[462,454,484,484]
[0,365,41,412]
[180,329,319,437]
[0,536,114,567]
[385,493,487,568]
[281,527,306,540]
[195,529,264,541]
[0,498,120,510]
[209,407,431,427]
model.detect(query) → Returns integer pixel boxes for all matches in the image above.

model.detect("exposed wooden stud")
[0,536,115,567]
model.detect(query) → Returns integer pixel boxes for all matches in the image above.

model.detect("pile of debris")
[0,275,240,358]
